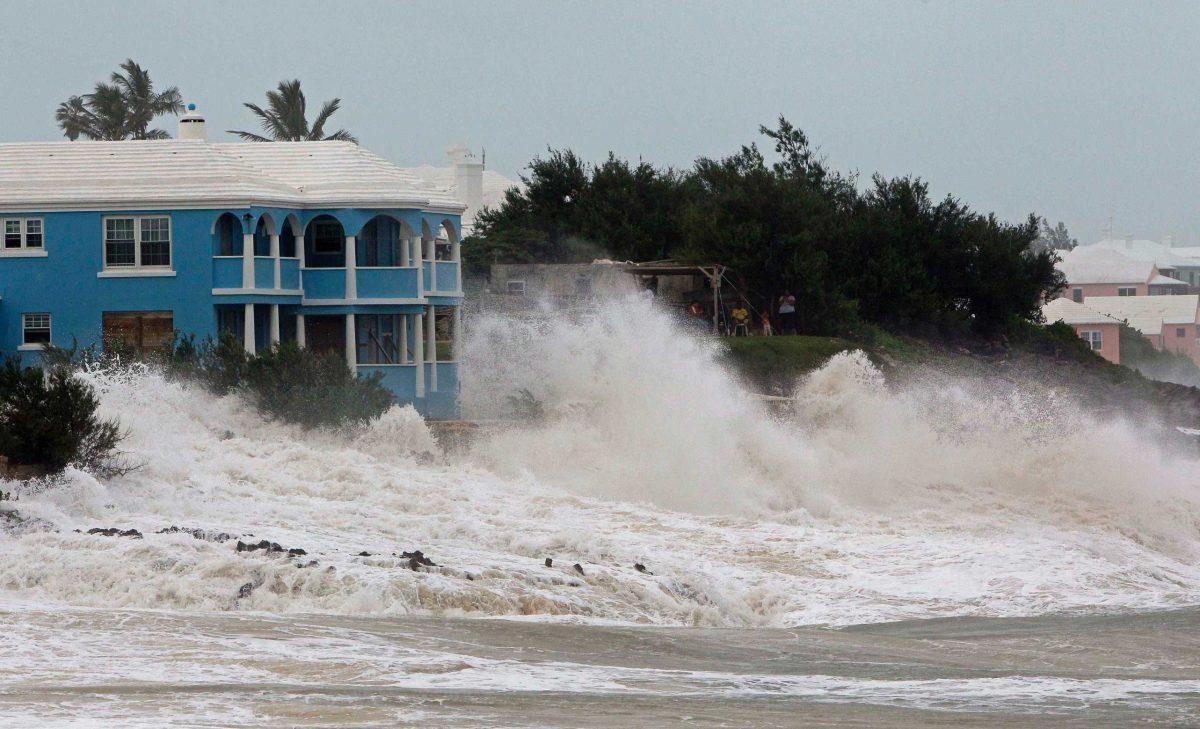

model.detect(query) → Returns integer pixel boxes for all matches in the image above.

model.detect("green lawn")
[722,335,859,392]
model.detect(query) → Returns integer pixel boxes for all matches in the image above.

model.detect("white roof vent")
[178,104,207,141]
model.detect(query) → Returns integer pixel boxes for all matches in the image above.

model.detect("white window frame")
[506,279,526,296]
[20,312,51,350]
[1079,330,1102,351]
[0,217,47,257]
[1117,287,1136,297]
[102,215,173,271]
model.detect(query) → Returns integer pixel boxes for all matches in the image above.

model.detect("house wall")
[1069,282,1147,300]
[1071,322,1121,364]
[1160,322,1200,366]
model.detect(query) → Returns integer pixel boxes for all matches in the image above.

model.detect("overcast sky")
[1,1,1197,244]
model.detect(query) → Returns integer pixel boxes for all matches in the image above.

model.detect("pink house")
[1042,297,1123,364]
[1083,294,1200,367]
[1056,247,1188,302]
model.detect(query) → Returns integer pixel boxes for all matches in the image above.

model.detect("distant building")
[1042,297,1123,363]
[0,109,465,418]
[1084,294,1200,366]
[1056,246,1189,301]
[400,145,523,234]
[482,261,734,332]
[1088,237,1200,288]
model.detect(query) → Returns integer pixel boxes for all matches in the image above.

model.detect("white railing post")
[414,312,425,398]
[243,303,256,354]
[296,314,306,348]
[269,304,280,345]
[427,304,437,392]
[345,313,357,369]
[270,233,280,289]
[345,235,357,300]
[242,232,255,288]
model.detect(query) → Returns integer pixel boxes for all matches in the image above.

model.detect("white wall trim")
[97,269,176,278]
[213,288,303,296]
[0,249,48,258]
[301,297,427,306]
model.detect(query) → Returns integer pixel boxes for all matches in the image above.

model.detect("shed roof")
[1041,297,1121,326]
[0,140,465,213]
[1082,294,1200,335]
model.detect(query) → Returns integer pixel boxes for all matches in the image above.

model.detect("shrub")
[0,356,127,476]
[244,342,393,428]
[160,336,393,429]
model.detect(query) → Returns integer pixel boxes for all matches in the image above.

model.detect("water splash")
[2,297,1200,626]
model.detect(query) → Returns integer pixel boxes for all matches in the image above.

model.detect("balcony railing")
[253,257,274,289]
[357,266,420,299]
[280,258,300,289]
[434,261,459,292]
[302,268,345,299]
[213,257,241,288]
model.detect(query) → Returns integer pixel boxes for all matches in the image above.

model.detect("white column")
[452,306,463,362]
[269,304,280,345]
[270,233,281,289]
[242,232,255,288]
[243,303,256,354]
[345,235,357,300]
[452,236,461,292]
[414,312,425,398]
[416,237,425,296]
[427,304,437,392]
[345,313,357,369]
[296,313,306,348]
[400,313,409,364]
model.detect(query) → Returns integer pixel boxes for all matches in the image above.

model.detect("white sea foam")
[2,297,1200,627]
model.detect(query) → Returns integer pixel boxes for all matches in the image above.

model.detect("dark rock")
[235,539,300,555]
[357,551,372,557]
[86,527,142,539]
[544,557,553,568]
[408,556,423,571]
[237,582,254,599]
[573,563,584,575]
[400,550,436,566]
[157,526,234,543]
[634,563,653,575]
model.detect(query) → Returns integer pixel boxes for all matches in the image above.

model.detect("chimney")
[447,144,484,224]
[178,104,207,141]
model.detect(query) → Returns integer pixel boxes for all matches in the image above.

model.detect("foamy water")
[2,297,1200,627]
[3,297,1200,724]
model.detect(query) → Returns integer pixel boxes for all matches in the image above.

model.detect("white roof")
[1057,246,1155,285]
[1149,274,1189,286]
[0,140,466,213]
[1086,238,1196,268]
[1168,246,1200,260]
[398,164,522,213]
[1041,297,1121,326]
[1083,294,1200,335]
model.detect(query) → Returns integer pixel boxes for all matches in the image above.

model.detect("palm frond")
[308,98,341,140]
[227,129,276,143]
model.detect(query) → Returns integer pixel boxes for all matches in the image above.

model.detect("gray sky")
[1,1,1197,244]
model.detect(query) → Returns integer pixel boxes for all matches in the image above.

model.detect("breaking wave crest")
[3,297,1200,626]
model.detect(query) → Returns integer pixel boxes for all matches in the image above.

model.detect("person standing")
[778,293,797,335]
[760,311,773,336]
[730,301,750,336]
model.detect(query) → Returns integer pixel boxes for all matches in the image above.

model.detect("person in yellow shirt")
[730,301,750,336]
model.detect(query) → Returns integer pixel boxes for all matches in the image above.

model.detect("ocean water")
[2,298,1199,726]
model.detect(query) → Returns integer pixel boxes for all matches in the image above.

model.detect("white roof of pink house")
[1057,247,1159,285]
[0,140,466,213]
[1042,297,1121,326]
[1083,294,1200,336]
[1087,238,1196,269]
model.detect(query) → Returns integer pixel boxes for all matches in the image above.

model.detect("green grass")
[722,335,859,392]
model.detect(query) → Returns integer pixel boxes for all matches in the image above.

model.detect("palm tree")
[228,80,357,143]
[55,59,183,140]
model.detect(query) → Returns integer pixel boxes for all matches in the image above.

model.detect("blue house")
[0,109,465,418]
